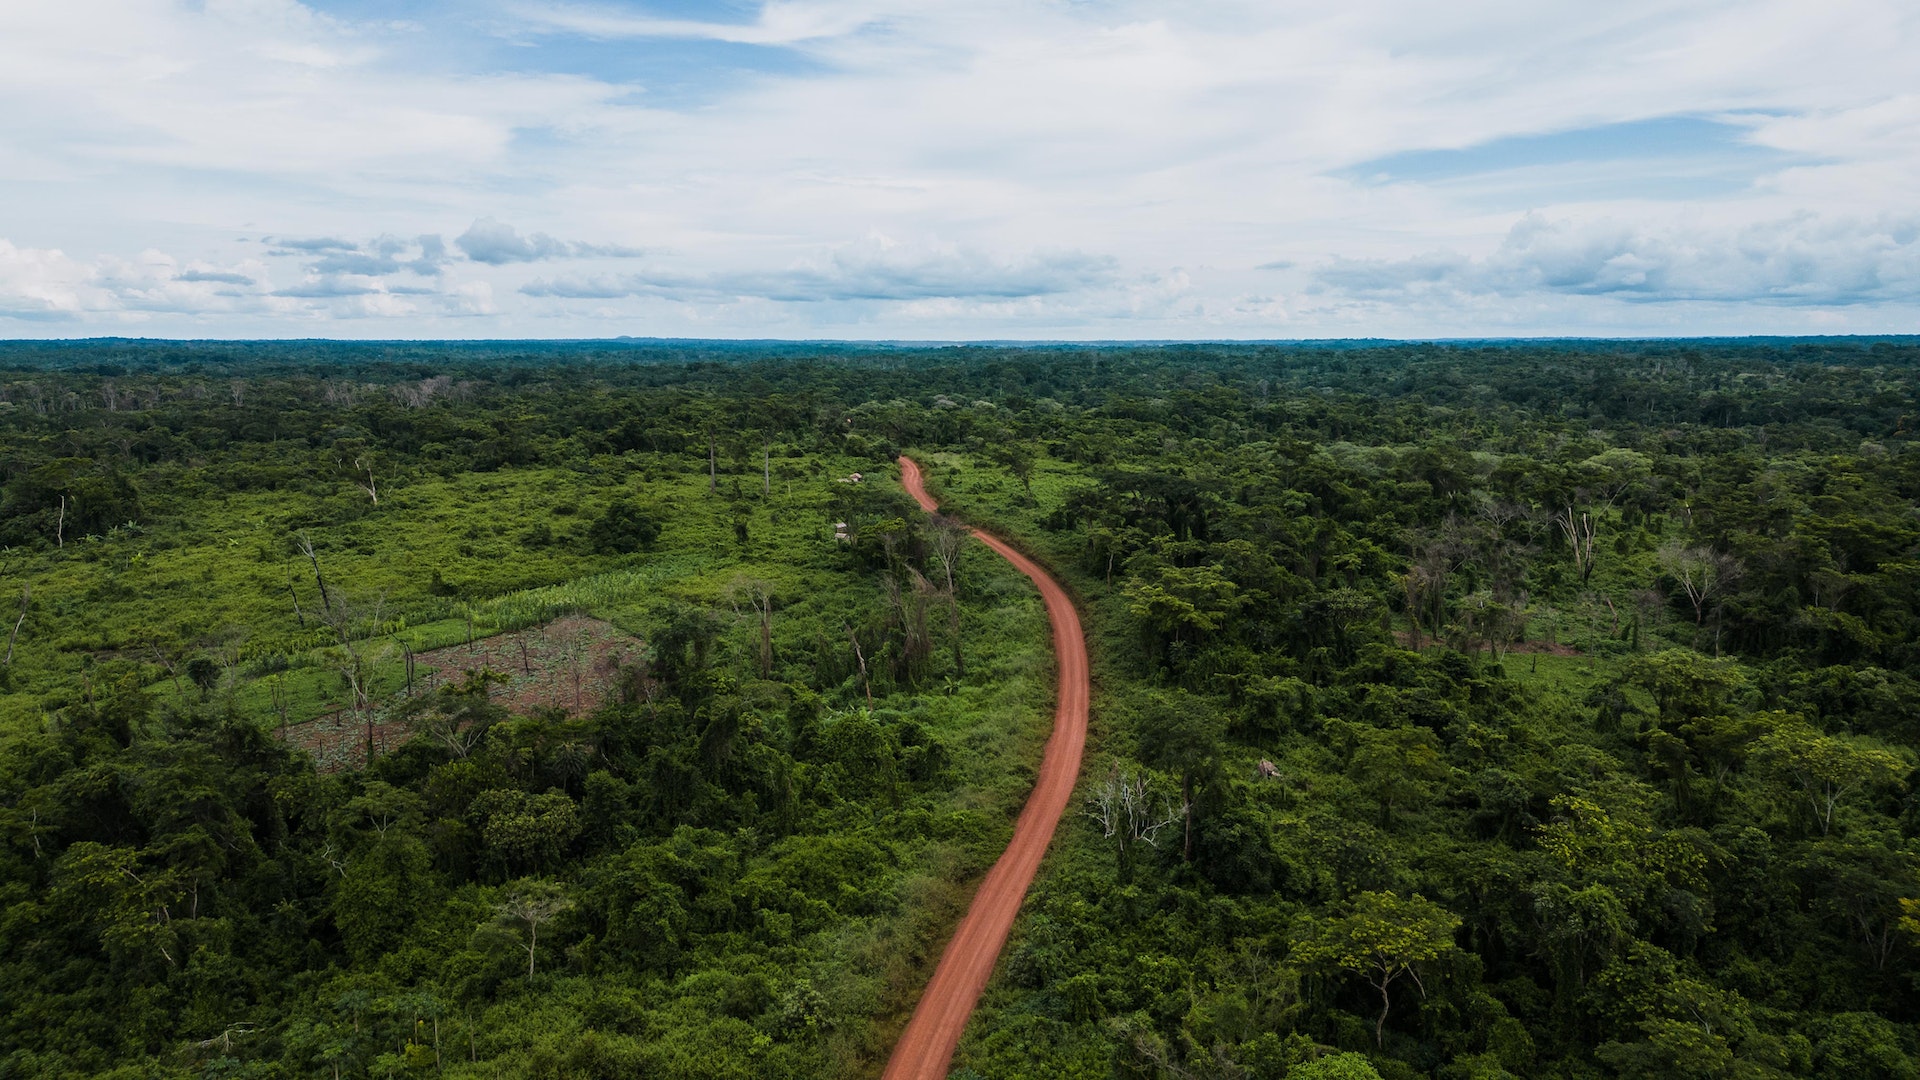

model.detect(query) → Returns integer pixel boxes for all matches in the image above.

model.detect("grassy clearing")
[1500,648,1624,699]
[0,449,901,737]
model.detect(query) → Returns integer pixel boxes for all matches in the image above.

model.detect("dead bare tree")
[909,569,936,679]
[1554,505,1600,584]
[286,573,308,629]
[930,520,968,676]
[725,577,777,679]
[316,589,393,765]
[1084,766,1186,875]
[847,624,874,713]
[296,531,335,619]
[353,454,379,505]
[880,569,933,685]
[3,584,28,667]
[394,635,417,694]
[194,1023,254,1055]
[55,495,66,548]
[1659,542,1743,656]
[1658,542,1742,626]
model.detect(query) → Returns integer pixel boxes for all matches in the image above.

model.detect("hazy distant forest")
[1,336,1917,1080]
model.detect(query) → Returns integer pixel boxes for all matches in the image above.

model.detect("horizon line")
[3,333,1919,348]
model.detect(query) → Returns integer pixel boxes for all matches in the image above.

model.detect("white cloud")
[455,219,643,264]
[510,0,889,46]
[0,240,287,320]
[452,280,496,316]
[0,241,92,320]
[1,1,1917,335]
[1314,212,1920,306]
[0,234,503,326]
[520,240,1114,303]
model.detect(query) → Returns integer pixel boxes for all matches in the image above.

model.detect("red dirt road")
[884,456,1089,1080]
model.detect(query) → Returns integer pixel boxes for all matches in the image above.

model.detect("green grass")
[0,449,903,736]
[1501,648,1622,698]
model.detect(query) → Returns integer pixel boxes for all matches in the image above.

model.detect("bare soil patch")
[412,614,643,715]
[281,615,642,770]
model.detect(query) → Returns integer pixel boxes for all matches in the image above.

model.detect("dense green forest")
[1,337,1918,1079]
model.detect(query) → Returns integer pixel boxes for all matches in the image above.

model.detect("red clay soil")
[282,615,641,771]
[410,614,641,716]
[884,456,1090,1080]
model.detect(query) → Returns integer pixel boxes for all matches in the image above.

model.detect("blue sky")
[1,1,1916,338]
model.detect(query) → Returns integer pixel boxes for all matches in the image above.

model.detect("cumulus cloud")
[1314,212,1920,306]
[521,242,1114,303]
[0,235,502,325]
[0,240,93,319]
[454,219,643,265]
[265,234,450,277]
[0,240,290,320]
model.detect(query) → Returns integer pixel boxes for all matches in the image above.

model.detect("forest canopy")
[0,336,1917,1079]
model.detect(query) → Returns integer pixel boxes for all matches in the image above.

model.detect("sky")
[1,0,1917,340]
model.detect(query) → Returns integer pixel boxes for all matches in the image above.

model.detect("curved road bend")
[884,456,1090,1080]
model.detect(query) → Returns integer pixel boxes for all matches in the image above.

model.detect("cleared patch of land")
[280,615,641,769]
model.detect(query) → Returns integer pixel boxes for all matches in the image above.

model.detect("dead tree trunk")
[849,625,873,713]
[298,532,335,624]
[932,523,967,676]
[356,456,379,505]
[758,593,773,678]
[3,584,28,666]
[396,637,416,693]
[1555,506,1599,584]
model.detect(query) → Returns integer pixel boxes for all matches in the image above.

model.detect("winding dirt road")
[884,456,1089,1080]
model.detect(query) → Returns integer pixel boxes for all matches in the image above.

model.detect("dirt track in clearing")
[883,456,1089,1080]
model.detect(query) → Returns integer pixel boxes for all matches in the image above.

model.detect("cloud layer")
[521,243,1113,303]
[1316,213,1920,306]
[456,219,643,264]
[0,1,1916,336]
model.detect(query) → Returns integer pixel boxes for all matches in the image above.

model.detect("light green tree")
[1750,718,1907,835]
[492,878,574,979]
[1293,891,1461,1048]
[1291,1051,1386,1079]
